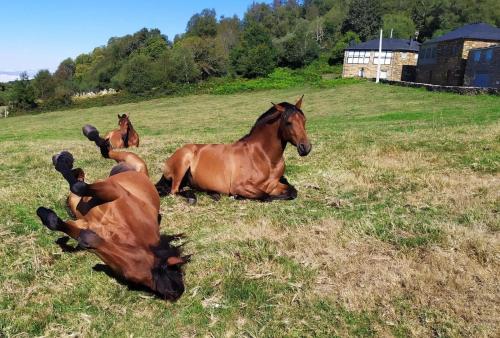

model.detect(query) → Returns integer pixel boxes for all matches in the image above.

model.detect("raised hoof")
[82,124,100,142]
[36,207,60,231]
[52,151,74,172]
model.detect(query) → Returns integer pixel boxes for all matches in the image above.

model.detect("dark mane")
[239,102,303,140]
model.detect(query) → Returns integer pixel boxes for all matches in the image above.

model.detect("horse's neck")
[246,121,285,163]
[120,125,130,147]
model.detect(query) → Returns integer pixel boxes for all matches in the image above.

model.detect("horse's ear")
[166,256,186,266]
[295,95,304,109]
[271,102,285,113]
[117,114,120,119]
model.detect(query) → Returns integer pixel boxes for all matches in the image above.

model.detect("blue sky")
[0,0,255,78]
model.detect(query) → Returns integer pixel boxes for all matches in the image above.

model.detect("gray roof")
[345,38,420,52]
[425,23,500,44]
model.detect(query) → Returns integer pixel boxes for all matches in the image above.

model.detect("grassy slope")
[0,82,498,337]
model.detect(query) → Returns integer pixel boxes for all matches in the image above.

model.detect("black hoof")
[36,207,60,231]
[82,124,100,142]
[52,151,74,172]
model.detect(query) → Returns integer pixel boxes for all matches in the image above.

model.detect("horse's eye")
[286,121,292,126]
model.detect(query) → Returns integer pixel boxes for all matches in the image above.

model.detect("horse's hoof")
[36,207,59,231]
[52,151,74,172]
[187,197,197,205]
[82,125,100,141]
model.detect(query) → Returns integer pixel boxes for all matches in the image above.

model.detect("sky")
[0,0,256,82]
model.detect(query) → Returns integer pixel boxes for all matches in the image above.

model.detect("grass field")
[0,82,499,337]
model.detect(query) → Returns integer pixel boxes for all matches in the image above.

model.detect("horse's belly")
[191,145,231,193]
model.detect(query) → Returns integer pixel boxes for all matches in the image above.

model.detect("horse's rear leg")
[83,125,148,176]
[36,207,102,249]
[53,151,125,202]
[157,148,197,203]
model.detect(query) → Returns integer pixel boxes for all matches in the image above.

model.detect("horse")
[155,96,312,203]
[105,114,139,148]
[36,125,188,300]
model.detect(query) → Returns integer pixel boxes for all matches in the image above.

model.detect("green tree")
[275,20,320,68]
[328,31,360,64]
[342,0,383,41]
[186,9,218,37]
[113,54,158,94]
[11,72,36,109]
[230,22,277,78]
[33,69,56,100]
[383,13,416,39]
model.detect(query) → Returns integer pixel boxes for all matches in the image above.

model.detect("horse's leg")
[83,125,148,176]
[267,179,298,201]
[37,207,103,249]
[53,151,126,201]
[157,147,195,203]
[207,191,221,201]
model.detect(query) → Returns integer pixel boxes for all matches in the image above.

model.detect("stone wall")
[416,39,498,86]
[464,45,500,88]
[342,51,418,81]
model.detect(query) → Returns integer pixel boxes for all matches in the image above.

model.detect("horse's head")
[274,96,312,156]
[79,229,188,301]
[117,114,130,133]
[150,235,189,301]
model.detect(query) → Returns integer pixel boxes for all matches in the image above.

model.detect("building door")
[473,73,490,87]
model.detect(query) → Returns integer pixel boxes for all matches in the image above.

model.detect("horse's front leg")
[36,207,102,249]
[267,177,297,201]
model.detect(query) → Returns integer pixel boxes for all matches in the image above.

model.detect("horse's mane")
[239,102,302,141]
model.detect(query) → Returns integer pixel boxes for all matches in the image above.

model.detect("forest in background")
[1,0,499,112]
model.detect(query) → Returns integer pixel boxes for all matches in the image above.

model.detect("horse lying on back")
[37,125,188,300]
[106,113,139,148]
[156,96,311,203]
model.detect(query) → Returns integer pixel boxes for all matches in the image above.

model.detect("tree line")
[1,0,498,110]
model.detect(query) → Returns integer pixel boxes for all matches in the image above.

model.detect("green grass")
[0,82,499,337]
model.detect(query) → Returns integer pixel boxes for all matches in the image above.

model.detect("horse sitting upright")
[106,114,139,148]
[37,125,188,300]
[155,96,312,203]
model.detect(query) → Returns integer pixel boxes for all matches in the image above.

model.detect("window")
[374,51,392,65]
[485,49,493,62]
[346,51,370,64]
[473,50,481,62]
[401,52,407,60]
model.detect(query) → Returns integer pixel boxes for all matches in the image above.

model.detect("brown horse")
[155,96,311,203]
[105,114,139,148]
[36,125,188,300]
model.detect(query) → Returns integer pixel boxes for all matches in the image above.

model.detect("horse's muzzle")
[297,142,312,156]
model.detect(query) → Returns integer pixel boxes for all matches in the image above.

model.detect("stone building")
[342,38,420,81]
[416,23,500,86]
[464,45,500,88]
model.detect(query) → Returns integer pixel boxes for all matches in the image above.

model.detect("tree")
[113,54,158,94]
[383,13,416,39]
[275,20,320,68]
[54,58,76,83]
[33,69,55,100]
[328,31,360,64]
[230,22,277,78]
[11,72,36,109]
[186,9,218,37]
[342,0,383,41]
